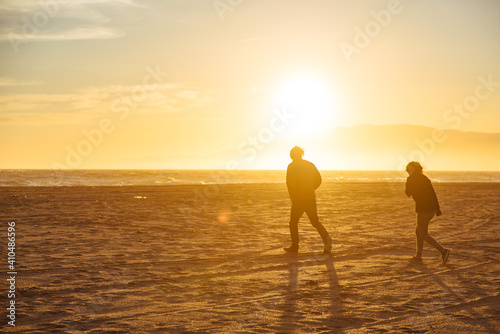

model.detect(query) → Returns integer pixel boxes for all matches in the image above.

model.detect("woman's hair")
[406,161,423,173]
[290,146,304,160]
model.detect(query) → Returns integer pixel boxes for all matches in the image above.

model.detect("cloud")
[0,0,145,43]
[72,83,212,113]
[243,35,275,42]
[14,27,126,41]
[0,78,42,86]
[0,82,213,126]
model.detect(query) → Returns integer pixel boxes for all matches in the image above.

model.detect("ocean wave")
[1,170,499,187]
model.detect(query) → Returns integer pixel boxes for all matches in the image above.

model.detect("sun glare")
[274,74,337,137]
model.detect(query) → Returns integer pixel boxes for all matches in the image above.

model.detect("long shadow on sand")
[411,261,499,334]
[277,253,344,333]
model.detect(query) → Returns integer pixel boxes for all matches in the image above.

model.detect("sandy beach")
[1,182,499,333]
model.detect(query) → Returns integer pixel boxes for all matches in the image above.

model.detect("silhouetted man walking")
[284,146,332,254]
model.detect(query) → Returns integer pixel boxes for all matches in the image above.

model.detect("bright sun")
[274,74,337,137]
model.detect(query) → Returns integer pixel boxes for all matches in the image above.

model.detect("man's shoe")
[284,246,298,253]
[410,255,422,262]
[441,249,450,265]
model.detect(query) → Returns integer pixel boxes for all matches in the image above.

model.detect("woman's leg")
[415,222,424,258]
[416,212,445,256]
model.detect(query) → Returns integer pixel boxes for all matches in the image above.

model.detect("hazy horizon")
[1,1,499,170]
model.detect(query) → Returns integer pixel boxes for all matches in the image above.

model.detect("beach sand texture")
[1,182,499,333]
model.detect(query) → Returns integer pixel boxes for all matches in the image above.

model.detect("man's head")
[290,146,304,161]
[406,161,423,176]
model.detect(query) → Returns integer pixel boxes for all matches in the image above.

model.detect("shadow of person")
[276,255,300,333]
[278,254,344,333]
[412,263,498,334]
[324,256,344,330]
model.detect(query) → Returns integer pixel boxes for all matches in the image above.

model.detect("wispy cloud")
[0,78,42,86]
[17,27,126,41]
[0,0,146,43]
[0,83,212,126]
[243,35,275,42]
[73,83,212,113]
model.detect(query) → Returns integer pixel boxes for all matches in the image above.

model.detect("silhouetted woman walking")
[405,161,450,264]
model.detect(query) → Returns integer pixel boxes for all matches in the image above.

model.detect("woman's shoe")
[441,249,450,264]
[323,236,332,254]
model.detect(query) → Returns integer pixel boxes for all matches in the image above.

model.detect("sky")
[1,0,499,170]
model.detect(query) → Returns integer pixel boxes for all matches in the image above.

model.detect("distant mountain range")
[204,124,500,171]
[325,124,500,170]
[101,124,500,171]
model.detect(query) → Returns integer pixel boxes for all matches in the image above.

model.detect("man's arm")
[286,165,297,202]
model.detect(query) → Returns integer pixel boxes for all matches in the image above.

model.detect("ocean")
[1,169,500,187]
